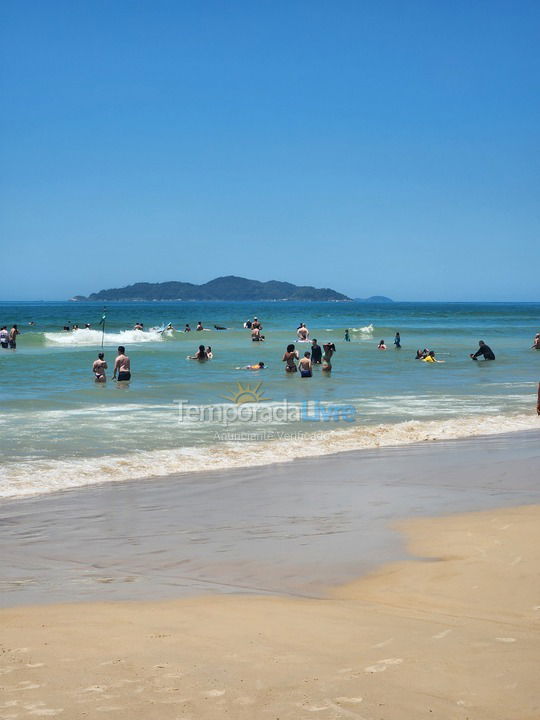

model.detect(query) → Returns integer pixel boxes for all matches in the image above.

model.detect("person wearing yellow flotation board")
[422,350,444,363]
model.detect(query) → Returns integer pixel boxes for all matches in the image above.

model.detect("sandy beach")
[1,500,539,719]
[1,431,540,719]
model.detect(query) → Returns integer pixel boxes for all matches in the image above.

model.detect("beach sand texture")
[1,503,538,720]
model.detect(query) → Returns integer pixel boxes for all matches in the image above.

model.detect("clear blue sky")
[1,0,539,301]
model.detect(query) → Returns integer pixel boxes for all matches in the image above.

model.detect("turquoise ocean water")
[1,301,538,499]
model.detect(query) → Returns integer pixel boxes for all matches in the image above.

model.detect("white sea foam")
[44,328,166,346]
[350,324,374,333]
[1,412,537,499]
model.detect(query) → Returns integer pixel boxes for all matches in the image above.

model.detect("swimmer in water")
[205,346,213,359]
[92,352,108,383]
[297,323,309,341]
[422,350,444,363]
[189,345,208,360]
[531,333,540,350]
[377,339,387,350]
[238,362,265,370]
[283,344,299,373]
[185,324,191,332]
[196,321,204,331]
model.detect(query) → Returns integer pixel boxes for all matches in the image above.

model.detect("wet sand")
[1,429,540,605]
[1,503,539,719]
[1,431,539,718]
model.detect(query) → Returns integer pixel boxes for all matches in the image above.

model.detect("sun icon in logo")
[222,381,268,404]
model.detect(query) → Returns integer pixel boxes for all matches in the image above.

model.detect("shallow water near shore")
[0,300,539,499]
[2,430,539,607]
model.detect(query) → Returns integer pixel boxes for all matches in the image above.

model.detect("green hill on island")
[72,276,351,302]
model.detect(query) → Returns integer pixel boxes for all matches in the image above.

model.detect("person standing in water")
[394,332,401,348]
[282,344,299,373]
[322,342,335,372]
[299,351,312,377]
[92,352,108,383]
[344,329,350,342]
[0,326,8,349]
[377,339,387,350]
[311,339,322,364]
[113,346,131,381]
[9,324,19,349]
[470,340,495,361]
[297,323,309,341]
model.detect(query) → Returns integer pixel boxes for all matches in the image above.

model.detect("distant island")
[72,276,351,302]
[353,295,393,303]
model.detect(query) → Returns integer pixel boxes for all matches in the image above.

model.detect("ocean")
[0,300,538,499]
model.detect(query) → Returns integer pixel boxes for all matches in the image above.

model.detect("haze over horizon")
[1,1,539,302]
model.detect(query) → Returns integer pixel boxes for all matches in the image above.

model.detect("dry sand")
[1,504,539,720]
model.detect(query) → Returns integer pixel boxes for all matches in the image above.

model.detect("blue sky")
[1,0,539,301]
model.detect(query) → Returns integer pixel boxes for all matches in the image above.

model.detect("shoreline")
[2,414,539,501]
[2,428,539,608]
[2,503,539,719]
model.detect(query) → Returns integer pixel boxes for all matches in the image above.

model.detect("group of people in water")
[3,315,539,406]
[0,325,19,349]
[282,340,335,377]
[92,346,131,383]
[376,332,401,350]
[88,332,506,385]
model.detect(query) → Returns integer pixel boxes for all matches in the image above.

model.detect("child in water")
[299,352,312,377]
[422,350,444,363]
[239,362,265,370]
